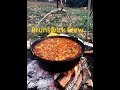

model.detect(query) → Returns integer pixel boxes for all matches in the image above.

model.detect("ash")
[27,60,58,90]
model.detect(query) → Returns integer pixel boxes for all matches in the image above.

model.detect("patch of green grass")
[51,16,61,23]
[42,9,51,13]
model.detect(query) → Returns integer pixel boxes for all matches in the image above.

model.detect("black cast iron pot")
[31,35,84,73]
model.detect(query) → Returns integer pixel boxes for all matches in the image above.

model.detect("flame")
[74,65,79,75]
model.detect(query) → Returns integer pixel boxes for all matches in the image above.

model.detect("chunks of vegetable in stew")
[33,37,82,61]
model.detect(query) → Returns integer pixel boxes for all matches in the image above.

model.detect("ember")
[74,65,79,75]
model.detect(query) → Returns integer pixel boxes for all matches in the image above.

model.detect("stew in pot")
[33,37,82,61]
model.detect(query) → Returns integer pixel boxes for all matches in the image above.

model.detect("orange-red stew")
[33,37,82,61]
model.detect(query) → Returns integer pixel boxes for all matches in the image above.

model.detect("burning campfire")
[54,57,93,90]
[27,40,93,90]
